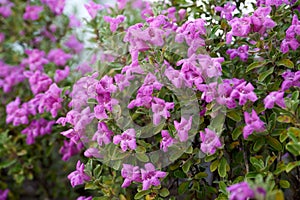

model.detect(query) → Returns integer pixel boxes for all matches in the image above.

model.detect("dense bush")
[1,0,300,200]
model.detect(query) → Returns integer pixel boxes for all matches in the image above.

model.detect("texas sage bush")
[1,0,300,200]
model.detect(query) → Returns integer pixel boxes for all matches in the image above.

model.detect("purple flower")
[54,66,70,83]
[59,140,83,161]
[281,15,300,53]
[0,32,4,43]
[0,189,9,200]
[113,128,137,151]
[281,70,300,90]
[216,81,236,109]
[197,82,218,103]
[174,116,192,142]
[77,196,92,200]
[64,35,84,53]
[160,130,175,152]
[68,160,91,187]
[251,6,276,34]
[226,16,251,43]
[21,49,49,71]
[265,0,289,7]
[24,70,52,94]
[0,61,25,93]
[117,0,128,10]
[121,164,141,188]
[178,9,186,21]
[6,97,29,126]
[21,119,55,145]
[84,1,103,19]
[84,147,102,158]
[264,91,286,109]
[243,109,266,139]
[141,163,166,190]
[200,128,222,154]
[103,15,126,32]
[114,73,132,91]
[23,5,43,20]
[92,122,113,146]
[227,182,254,200]
[164,64,184,88]
[231,81,258,105]
[215,2,236,20]
[47,49,72,66]
[197,54,224,78]
[41,0,65,15]
[151,97,174,125]
[0,0,13,18]
[37,83,63,117]
[226,45,249,62]
[69,15,81,28]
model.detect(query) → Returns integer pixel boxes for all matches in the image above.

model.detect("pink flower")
[151,97,174,125]
[200,128,222,154]
[92,122,113,146]
[103,15,126,32]
[121,164,141,188]
[174,116,192,142]
[54,66,70,83]
[215,2,236,20]
[0,0,13,18]
[227,182,254,200]
[47,49,72,66]
[6,97,29,126]
[41,0,65,15]
[69,15,81,28]
[59,140,83,161]
[264,91,286,109]
[21,49,49,71]
[68,160,91,187]
[141,163,166,190]
[23,5,43,20]
[160,130,175,152]
[84,147,102,158]
[77,196,92,200]
[231,81,258,105]
[281,70,300,90]
[37,83,63,117]
[0,189,9,200]
[64,35,84,53]
[113,128,137,151]
[24,70,52,94]
[21,119,55,145]
[243,109,265,139]
[226,45,249,62]
[84,1,103,19]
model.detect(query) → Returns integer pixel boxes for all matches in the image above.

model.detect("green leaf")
[286,161,300,173]
[279,180,290,188]
[210,159,219,172]
[194,172,208,179]
[174,170,186,178]
[253,137,265,152]
[286,142,300,156]
[276,59,294,69]
[136,153,149,162]
[159,188,170,197]
[0,160,16,169]
[218,157,227,178]
[277,115,292,123]
[227,111,241,122]
[134,190,151,199]
[178,182,189,195]
[246,61,266,73]
[258,67,274,82]
[266,136,282,151]
[182,160,193,174]
[232,126,243,140]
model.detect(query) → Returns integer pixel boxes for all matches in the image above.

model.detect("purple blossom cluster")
[226,6,276,44]
[227,181,266,200]
[68,160,91,187]
[121,163,166,190]
[281,15,300,53]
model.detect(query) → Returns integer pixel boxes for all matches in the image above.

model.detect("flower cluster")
[121,163,166,190]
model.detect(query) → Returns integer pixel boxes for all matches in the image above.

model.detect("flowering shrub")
[1,0,300,199]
